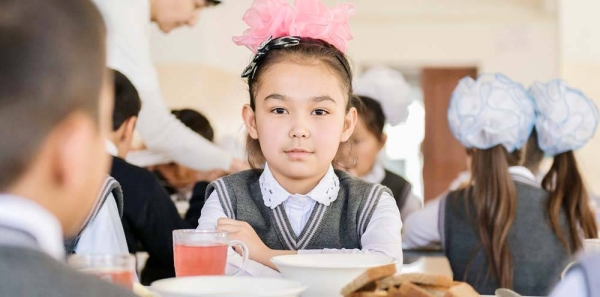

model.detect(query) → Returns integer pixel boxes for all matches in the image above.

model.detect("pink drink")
[174,244,228,276]
[84,268,135,289]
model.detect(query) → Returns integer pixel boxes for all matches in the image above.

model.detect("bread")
[341,264,397,296]
[344,271,479,297]
[443,282,479,297]
[346,291,390,297]
[395,282,435,297]
[377,273,454,290]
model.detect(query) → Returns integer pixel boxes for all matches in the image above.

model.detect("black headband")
[241,36,351,81]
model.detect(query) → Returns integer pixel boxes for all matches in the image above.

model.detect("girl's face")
[349,118,386,177]
[243,61,357,184]
[151,0,208,33]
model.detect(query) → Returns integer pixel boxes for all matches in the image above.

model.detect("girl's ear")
[340,107,358,142]
[242,104,259,139]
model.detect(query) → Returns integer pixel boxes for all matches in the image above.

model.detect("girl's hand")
[217,218,272,265]
[216,218,297,270]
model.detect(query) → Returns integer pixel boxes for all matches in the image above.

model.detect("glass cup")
[68,254,136,289]
[173,229,249,277]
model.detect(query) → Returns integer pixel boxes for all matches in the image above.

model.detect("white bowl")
[151,276,306,297]
[271,254,397,297]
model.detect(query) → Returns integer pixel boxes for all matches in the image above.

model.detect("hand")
[216,218,272,266]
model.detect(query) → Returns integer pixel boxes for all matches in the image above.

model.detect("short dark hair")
[112,70,142,131]
[171,109,214,142]
[352,95,386,140]
[0,0,106,189]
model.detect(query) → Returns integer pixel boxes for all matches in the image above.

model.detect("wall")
[559,0,600,193]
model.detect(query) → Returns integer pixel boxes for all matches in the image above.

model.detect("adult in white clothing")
[91,0,246,172]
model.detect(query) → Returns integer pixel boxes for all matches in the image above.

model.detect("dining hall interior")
[2,0,600,296]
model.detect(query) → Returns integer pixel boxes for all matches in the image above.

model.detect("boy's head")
[110,70,141,158]
[0,0,110,236]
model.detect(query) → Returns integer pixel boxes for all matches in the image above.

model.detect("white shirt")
[549,270,587,297]
[91,0,232,171]
[74,141,130,256]
[198,164,403,277]
[360,162,422,220]
[402,166,537,249]
[0,194,65,260]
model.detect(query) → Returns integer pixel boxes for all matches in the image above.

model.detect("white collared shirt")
[402,166,538,249]
[91,0,233,171]
[198,164,403,277]
[0,194,65,260]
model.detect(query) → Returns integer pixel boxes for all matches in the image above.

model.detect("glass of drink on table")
[173,229,249,277]
[68,254,136,289]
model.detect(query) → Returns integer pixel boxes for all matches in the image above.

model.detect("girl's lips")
[284,149,313,159]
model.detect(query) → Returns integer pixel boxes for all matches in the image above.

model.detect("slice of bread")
[443,282,479,297]
[396,282,436,297]
[341,264,397,296]
[346,291,390,297]
[377,273,454,290]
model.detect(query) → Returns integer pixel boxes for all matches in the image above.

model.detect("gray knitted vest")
[444,180,571,296]
[206,169,391,250]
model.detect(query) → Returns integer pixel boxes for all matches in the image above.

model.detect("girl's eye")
[271,108,288,115]
[311,109,329,116]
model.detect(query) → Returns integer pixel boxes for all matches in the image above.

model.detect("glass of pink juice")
[68,254,136,289]
[173,229,249,277]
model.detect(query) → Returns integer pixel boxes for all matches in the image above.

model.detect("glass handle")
[228,240,249,277]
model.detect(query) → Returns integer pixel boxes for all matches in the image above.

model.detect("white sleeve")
[75,194,130,255]
[402,195,443,249]
[92,0,233,171]
[298,192,403,269]
[400,193,422,221]
[198,191,280,277]
[549,270,588,297]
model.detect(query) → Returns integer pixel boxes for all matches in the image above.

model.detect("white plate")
[271,254,397,297]
[151,276,306,297]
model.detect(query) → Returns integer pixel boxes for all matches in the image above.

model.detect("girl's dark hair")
[352,95,386,141]
[465,145,522,289]
[172,108,214,142]
[543,150,598,253]
[245,37,354,168]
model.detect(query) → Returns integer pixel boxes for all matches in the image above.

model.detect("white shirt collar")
[360,161,386,184]
[259,163,340,209]
[0,194,65,260]
[105,139,118,157]
[508,166,537,182]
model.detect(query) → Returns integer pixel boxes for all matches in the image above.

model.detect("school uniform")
[360,162,421,219]
[198,163,403,276]
[65,175,129,256]
[403,166,571,296]
[0,194,135,297]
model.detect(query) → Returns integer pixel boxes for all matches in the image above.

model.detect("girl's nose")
[289,126,310,138]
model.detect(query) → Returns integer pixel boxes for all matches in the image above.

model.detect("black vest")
[444,181,572,296]
[380,170,412,212]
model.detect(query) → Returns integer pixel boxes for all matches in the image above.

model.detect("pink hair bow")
[232,0,355,54]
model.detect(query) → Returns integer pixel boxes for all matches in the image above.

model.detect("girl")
[198,0,402,276]
[343,94,422,219]
[403,74,572,296]
[528,80,598,252]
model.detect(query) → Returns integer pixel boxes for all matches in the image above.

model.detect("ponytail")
[543,151,598,252]
[468,145,520,289]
